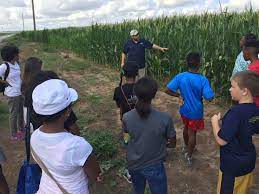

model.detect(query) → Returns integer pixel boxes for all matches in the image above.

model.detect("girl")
[122,77,176,194]
[31,79,101,194]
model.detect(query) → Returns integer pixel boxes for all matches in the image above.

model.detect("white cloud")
[0,0,258,31]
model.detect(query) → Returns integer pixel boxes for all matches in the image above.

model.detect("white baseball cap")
[32,79,78,115]
[130,29,139,36]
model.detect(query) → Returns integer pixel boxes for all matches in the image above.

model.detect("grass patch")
[82,130,118,161]
[0,102,9,127]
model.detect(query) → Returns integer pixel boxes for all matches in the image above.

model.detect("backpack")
[0,62,10,94]
[16,108,42,194]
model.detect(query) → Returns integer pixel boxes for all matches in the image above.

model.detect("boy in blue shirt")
[211,71,259,194]
[166,52,214,166]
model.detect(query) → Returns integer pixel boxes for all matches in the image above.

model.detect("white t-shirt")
[0,62,22,97]
[31,128,93,194]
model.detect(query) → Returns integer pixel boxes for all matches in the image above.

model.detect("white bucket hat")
[32,79,78,115]
[130,29,139,36]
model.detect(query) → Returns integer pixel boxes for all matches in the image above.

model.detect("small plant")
[82,130,118,161]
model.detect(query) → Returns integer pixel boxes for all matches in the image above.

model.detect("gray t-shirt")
[122,108,176,170]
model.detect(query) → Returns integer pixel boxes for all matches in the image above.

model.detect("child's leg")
[8,97,18,137]
[187,129,197,157]
[183,126,189,146]
[129,169,146,194]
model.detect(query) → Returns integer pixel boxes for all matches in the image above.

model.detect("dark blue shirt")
[218,103,259,176]
[167,72,214,119]
[123,38,153,68]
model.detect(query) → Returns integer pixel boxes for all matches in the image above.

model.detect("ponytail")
[135,100,151,119]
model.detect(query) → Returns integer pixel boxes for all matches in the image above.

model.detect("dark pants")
[129,163,167,194]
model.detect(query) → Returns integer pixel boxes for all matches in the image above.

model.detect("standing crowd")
[0,30,258,194]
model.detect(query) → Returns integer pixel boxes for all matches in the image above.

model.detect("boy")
[166,52,214,166]
[113,62,138,183]
[243,39,259,106]
[211,71,259,194]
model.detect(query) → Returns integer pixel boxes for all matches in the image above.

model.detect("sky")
[0,0,258,31]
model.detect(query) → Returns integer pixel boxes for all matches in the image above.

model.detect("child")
[27,70,80,135]
[31,79,102,193]
[123,77,176,194]
[211,71,259,194]
[113,62,138,183]
[166,52,214,166]
[243,39,259,105]
[0,45,24,141]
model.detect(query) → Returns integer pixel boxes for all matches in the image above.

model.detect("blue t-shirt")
[123,38,153,69]
[167,72,214,119]
[218,103,259,176]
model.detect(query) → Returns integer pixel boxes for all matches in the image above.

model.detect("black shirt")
[113,83,137,119]
[123,38,153,69]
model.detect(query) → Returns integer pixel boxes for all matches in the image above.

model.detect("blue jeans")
[129,163,167,194]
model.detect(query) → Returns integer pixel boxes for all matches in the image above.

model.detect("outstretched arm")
[152,44,169,52]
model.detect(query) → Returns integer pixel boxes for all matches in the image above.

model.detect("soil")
[0,40,259,194]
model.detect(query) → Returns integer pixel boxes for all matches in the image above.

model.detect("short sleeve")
[64,111,78,129]
[0,64,7,78]
[142,39,153,49]
[165,117,176,139]
[167,75,179,93]
[123,42,129,54]
[218,110,240,142]
[71,137,93,166]
[202,78,214,100]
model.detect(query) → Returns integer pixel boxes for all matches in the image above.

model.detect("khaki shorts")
[137,67,146,80]
[217,170,253,194]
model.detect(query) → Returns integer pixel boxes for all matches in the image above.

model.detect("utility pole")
[32,0,36,31]
[22,13,25,31]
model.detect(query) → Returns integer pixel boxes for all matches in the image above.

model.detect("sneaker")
[181,144,187,154]
[16,130,25,140]
[184,153,193,167]
[10,136,18,142]
[122,169,132,184]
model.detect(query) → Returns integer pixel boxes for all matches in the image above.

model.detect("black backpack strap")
[4,62,10,81]
[25,108,31,163]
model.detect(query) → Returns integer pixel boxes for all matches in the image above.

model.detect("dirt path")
[0,40,259,194]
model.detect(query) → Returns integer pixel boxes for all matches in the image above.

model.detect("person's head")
[1,45,19,63]
[134,77,158,118]
[240,33,257,48]
[130,29,140,42]
[243,40,259,61]
[22,57,43,93]
[230,71,259,102]
[32,79,78,125]
[186,52,201,71]
[123,62,138,80]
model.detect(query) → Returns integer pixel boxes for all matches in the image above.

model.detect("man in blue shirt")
[121,29,168,78]
[166,52,214,166]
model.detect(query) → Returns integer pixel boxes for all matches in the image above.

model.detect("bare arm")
[152,44,169,52]
[121,53,126,67]
[211,113,227,146]
[167,136,176,148]
[165,88,180,97]
[83,153,102,181]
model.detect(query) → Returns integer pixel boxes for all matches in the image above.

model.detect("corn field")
[20,11,259,98]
